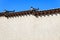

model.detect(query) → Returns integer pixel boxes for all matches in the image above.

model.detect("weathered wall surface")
[0,14,60,40]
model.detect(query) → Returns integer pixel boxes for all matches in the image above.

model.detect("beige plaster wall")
[0,14,60,40]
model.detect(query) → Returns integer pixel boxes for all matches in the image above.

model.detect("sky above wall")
[0,0,60,12]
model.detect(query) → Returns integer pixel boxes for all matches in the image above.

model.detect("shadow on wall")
[0,14,60,40]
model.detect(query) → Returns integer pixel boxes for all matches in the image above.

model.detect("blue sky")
[0,0,60,12]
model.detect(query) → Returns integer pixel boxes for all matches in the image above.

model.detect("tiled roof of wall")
[0,8,60,18]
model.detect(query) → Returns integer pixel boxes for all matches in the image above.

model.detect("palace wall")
[0,14,60,40]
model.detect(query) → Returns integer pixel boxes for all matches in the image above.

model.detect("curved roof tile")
[0,8,60,18]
